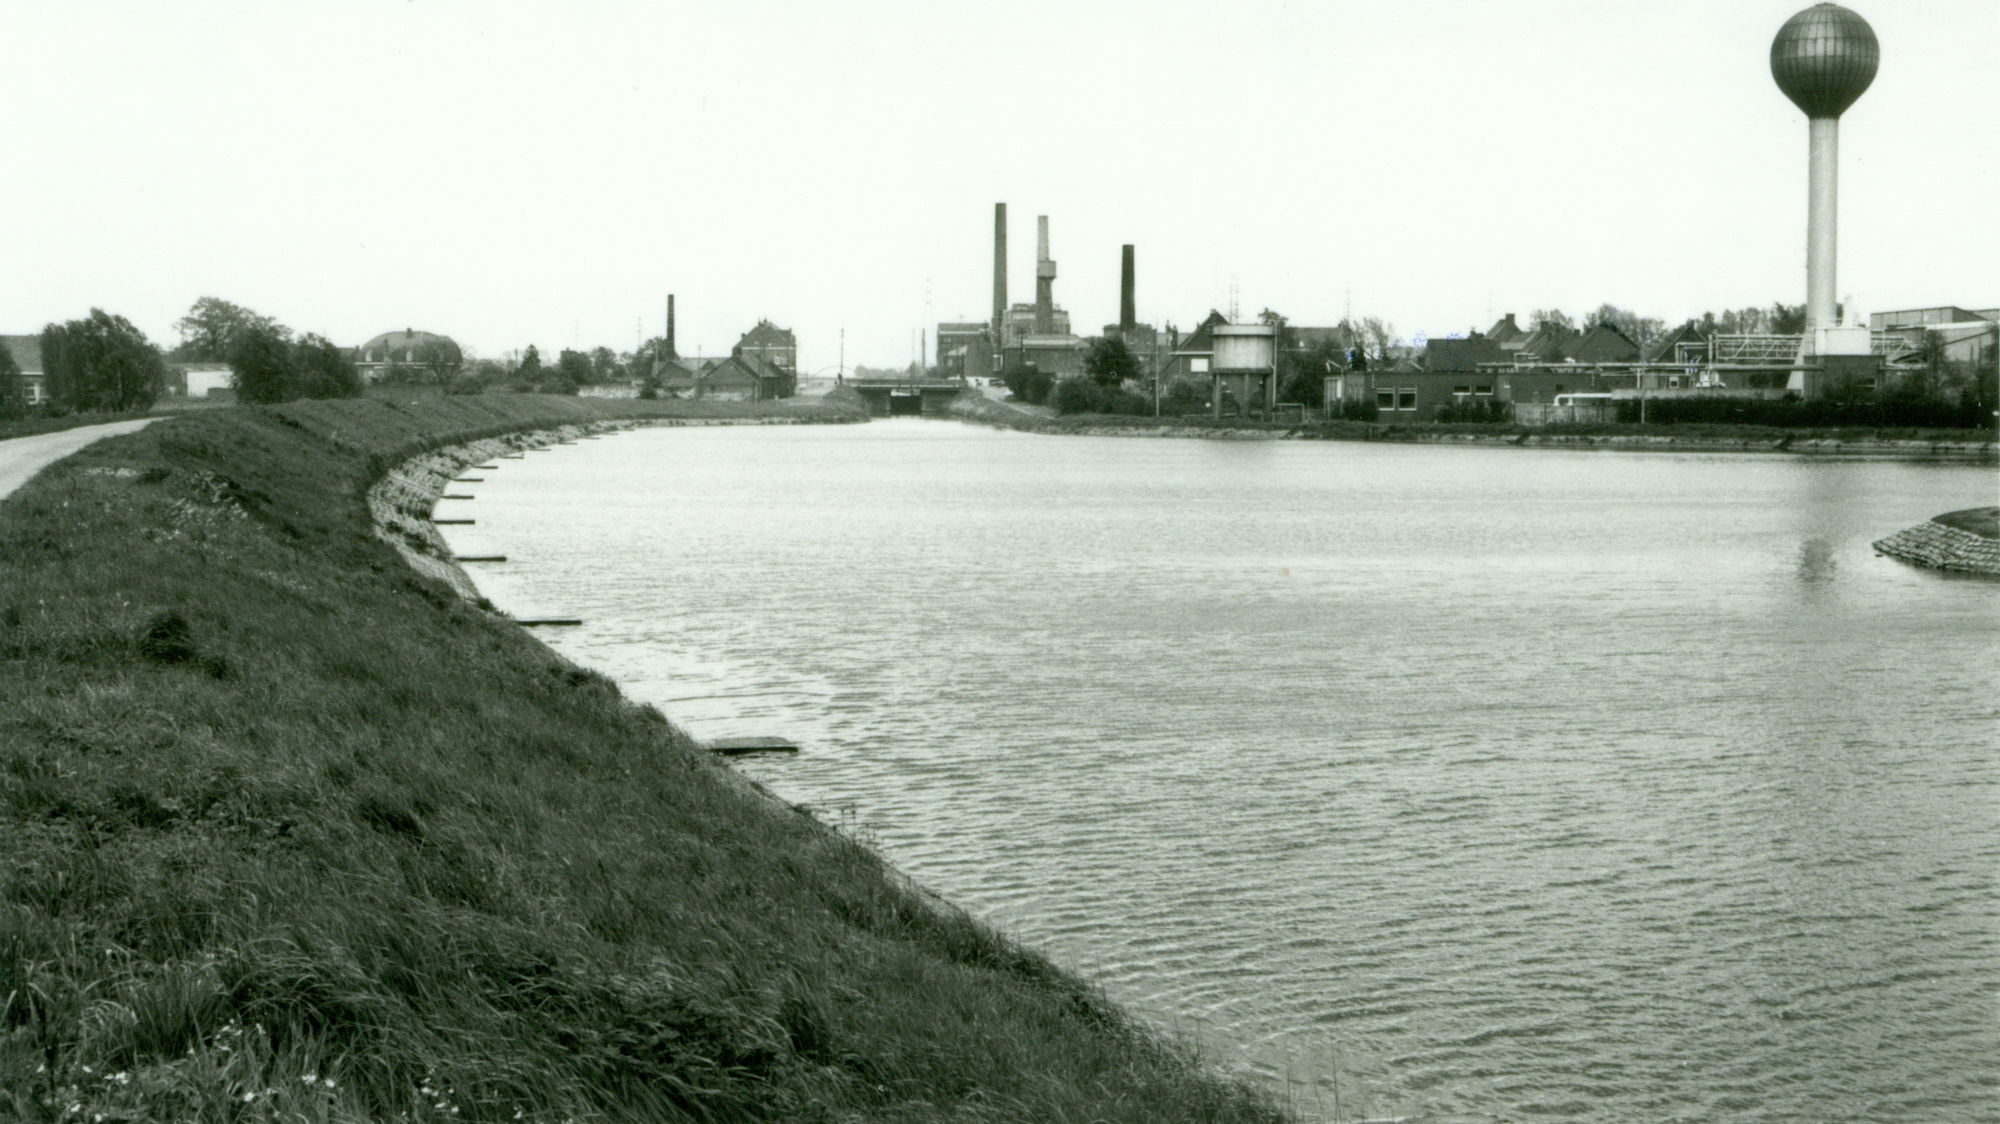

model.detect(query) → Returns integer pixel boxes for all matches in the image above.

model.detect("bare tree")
[414,338,464,383]
[1530,309,1574,334]
[1361,317,1396,365]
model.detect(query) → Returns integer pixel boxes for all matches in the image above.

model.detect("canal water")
[443,420,1998,1123]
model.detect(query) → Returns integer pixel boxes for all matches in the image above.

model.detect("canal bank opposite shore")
[1873,507,2000,576]
[948,390,2000,460]
[0,393,1283,1123]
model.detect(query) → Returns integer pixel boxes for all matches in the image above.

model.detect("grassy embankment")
[0,394,1283,1123]
[1932,506,1999,538]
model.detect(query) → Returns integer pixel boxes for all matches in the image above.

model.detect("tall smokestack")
[992,203,1007,348]
[666,294,677,358]
[1034,215,1056,335]
[1119,245,1135,334]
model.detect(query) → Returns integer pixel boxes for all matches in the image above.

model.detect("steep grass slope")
[0,396,1282,1123]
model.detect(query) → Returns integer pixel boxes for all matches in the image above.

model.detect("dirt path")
[0,418,159,502]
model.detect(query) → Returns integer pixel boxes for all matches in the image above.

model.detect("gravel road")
[0,419,159,502]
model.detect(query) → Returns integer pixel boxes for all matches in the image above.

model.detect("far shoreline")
[946,390,1999,461]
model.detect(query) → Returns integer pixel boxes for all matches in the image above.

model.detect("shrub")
[1614,389,1988,429]
[1048,377,1098,415]
[1434,398,1512,424]
[229,323,295,405]
[294,334,363,400]
[1084,337,1140,387]
[1050,377,1151,416]
[1160,378,1210,416]
[1001,365,1057,405]
[0,341,25,420]
[1326,397,1378,422]
[1279,368,1324,409]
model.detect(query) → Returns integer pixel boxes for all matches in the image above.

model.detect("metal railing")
[1711,335,1804,362]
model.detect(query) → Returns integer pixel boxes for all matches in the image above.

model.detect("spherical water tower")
[1771,3,1878,348]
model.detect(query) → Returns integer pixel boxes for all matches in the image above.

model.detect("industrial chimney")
[1034,215,1057,335]
[992,203,1007,349]
[666,294,678,359]
[1119,245,1136,334]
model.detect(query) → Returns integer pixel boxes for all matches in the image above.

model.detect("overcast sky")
[6,1,1994,370]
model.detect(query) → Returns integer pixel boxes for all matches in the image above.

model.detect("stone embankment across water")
[947,392,1999,459]
[371,415,842,604]
[1872,507,2000,576]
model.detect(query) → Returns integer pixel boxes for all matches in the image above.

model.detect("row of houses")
[1153,304,1995,421]
[647,320,797,400]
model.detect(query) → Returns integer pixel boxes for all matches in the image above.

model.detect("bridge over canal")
[843,377,970,417]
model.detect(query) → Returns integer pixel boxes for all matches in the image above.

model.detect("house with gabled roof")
[1485,313,1529,351]
[1564,323,1641,364]
[1155,310,1229,388]
[1421,333,1508,373]
[734,351,796,399]
[733,320,796,378]
[696,357,763,401]
[655,356,719,398]
[2,335,48,406]
[1645,322,1709,365]
[1513,325,1578,364]
[658,352,795,401]
[354,328,459,383]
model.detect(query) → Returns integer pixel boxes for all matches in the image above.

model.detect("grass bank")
[1933,506,2000,538]
[0,394,1281,1123]
[0,410,182,444]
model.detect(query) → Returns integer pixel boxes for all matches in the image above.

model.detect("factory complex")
[923,4,1990,425]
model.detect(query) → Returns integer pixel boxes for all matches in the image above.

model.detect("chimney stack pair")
[990,204,1133,340]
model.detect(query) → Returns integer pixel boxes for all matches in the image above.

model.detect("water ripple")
[459,423,2000,1122]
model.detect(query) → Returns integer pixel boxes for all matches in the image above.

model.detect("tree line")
[174,296,362,404]
[0,309,169,419]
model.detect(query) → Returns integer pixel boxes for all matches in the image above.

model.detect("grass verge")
[1932,506,1999,538]
[0,394,1281,1123]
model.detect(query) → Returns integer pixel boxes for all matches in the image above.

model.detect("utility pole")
[1638,321,1649,426]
